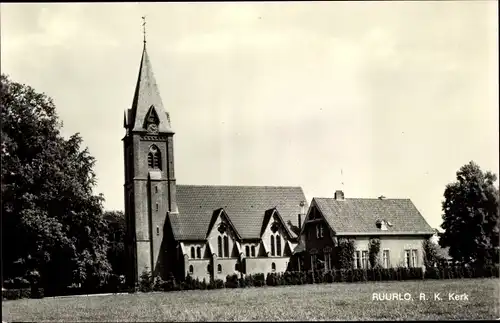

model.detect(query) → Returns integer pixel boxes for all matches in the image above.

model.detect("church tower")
[123,37,177,287]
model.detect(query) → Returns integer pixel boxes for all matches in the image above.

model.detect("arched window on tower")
[190,247,195,259]
[148,145,161,170]
[245,246,250,257]
[218,236,223,258]
[270,236,275,256]
[223,236,229,258]
[197,247,202,259]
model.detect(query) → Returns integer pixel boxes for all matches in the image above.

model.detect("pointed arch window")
[270,236,275,256]
[217,264,222,273]
[189,265,194,274]
[197,247,202,259]
[271,262,276,272]
[148,145,161,170]
[223,236,229,258]
[218,236,223,258]
[190,247,195,259]
[276,235,282,256]
[251,246,256,257]
[245,246,250,257]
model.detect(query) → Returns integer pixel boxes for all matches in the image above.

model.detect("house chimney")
[298,201,305,230]
[334,190,345,201]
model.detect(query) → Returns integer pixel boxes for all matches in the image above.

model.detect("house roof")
[169,185,307,240]
[313,197,434,235]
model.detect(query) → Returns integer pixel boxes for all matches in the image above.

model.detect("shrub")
[425,266,439,279]
[243,274,254,287]
[200,278,208,290]
[214,279,225,289]
[368,238,381,269]
[225,274,239,288]
[266,273,277,286]
[31,287,44,299]
[2,288,31,300]
[252,273,265,287]
[139,269,153,292]
[153,276,165,292]
[324,270,334,283]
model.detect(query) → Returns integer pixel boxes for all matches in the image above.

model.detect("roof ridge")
[314,197,411,201]
[177,184,303,189]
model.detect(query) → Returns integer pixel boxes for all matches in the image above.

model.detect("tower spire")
[142,16,147,45]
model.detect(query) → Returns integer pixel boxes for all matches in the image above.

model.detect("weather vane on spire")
[142,16,147,44]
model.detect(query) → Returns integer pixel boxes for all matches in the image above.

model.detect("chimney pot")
[334,190,345,200]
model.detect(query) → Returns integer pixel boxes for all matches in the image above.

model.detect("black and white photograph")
[1,1,499,321]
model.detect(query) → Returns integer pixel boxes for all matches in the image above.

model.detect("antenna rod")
[142,16,147,44]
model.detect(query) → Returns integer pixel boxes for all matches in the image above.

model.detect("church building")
[123,40,307,286]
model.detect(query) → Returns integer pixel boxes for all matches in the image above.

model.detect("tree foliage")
[103,210,127,276]
[335,238,355,269]
[422,238,445,268]
[1,74,112,292]
[440,161,499,265]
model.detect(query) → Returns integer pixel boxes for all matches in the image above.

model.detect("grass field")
[2,278,499,321]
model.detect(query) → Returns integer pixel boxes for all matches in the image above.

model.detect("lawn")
[2,278,499,321]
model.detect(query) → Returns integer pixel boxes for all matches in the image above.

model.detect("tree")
[1,74,111,292]
[440,161,499,266]
[103,210,127,276]
[422,238,445,268]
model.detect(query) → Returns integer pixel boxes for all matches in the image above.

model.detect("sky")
[1,2,498,230]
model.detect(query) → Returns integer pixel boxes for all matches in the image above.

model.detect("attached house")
[301,190,435,271]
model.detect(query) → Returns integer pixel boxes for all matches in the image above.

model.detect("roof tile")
[169,185,307,240]
[314,198,434,235]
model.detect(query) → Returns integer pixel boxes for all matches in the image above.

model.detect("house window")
[217,264,222,273]
[361,251,368,269]
[411,249,418,267]
[189,265,194,274]
[223,236,229,258]
[155,186,158,193]
[354,251,361,269]
[318,224,324,238]
[383,250,390,268]
[148,145,161,169]
[405,250,411,268]
[270,236,275,256]
[218,236,223,258]
[316,224,320,238]
[197,247,202,259]
[276,235,281,256]
[190,247,195,259]
[272,262,276,272]
[156,226,160,236]
[155,202,159,212]
[251,246,256,257]
[311,255,316,271]
[325,253,331,271]
[245,246,250,257]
